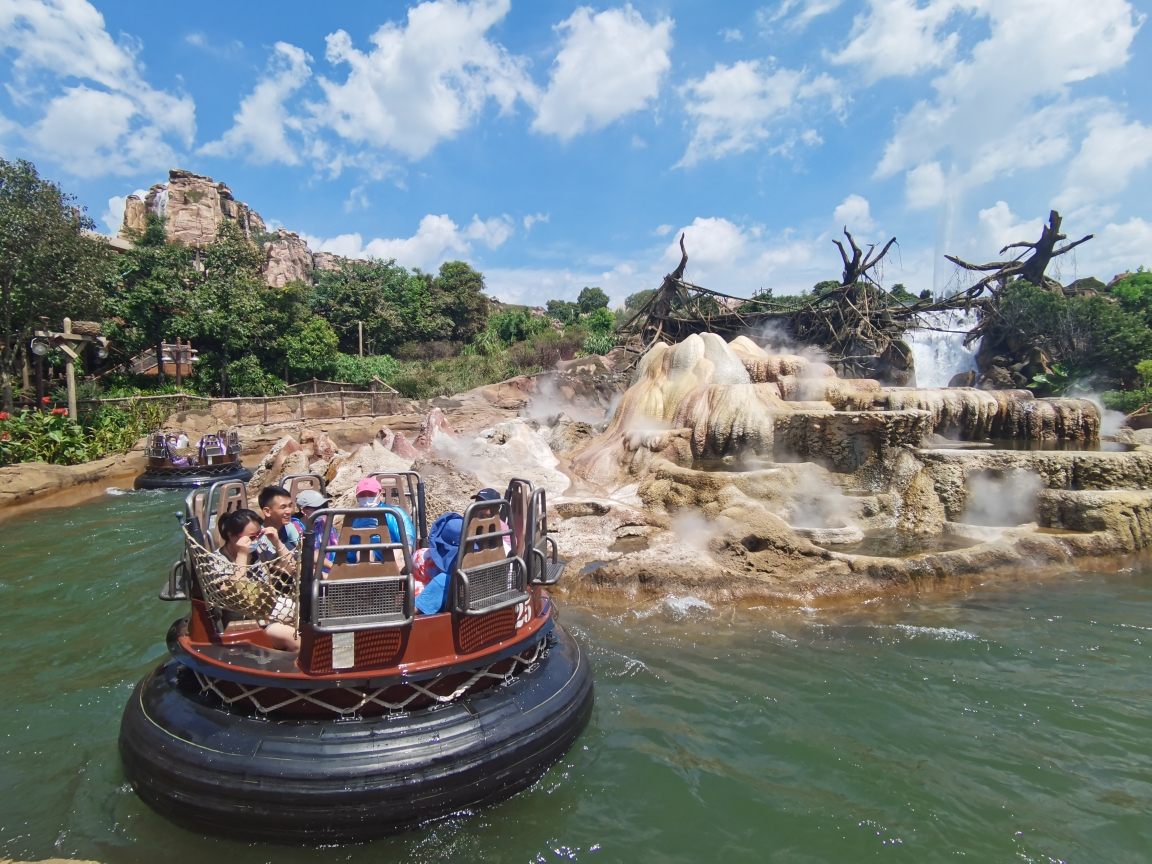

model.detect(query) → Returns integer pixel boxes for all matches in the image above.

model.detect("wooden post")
[299,394,304,422]
[340,386,346,419]
[34,353,43,409]
[312,378,318,395]
[156,338,165,387]
[391,392,397,414]
[175,338,183,388]
[63,318,77,421]
[235,399,241,425]
[358,321,363,357]
[263,396,268,425]
[21,349,29,393]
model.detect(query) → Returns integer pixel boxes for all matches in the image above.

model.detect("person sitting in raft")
[292,489,338,577]
[412,513,463,614]
[255,485,300,557]
[353,477,417,550]
[216,509,300,652]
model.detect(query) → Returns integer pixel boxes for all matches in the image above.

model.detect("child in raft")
[216,509,300,652]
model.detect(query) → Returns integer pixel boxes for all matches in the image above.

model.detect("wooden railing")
[26,385,405,428]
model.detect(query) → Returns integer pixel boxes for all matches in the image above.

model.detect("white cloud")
[654,223,674,236]
[200,42,312,164]
[309,0,534,160]
[976,201,1044,254]
[720,28,743,41]
[0,0,195,176]
[904,161,947,210]
[532,5,672,140]
[307,212,512,271]
[1055,111,1152,213]
[763,0,845,32]
[102,187,147,234]
[832,194,874,232]
[831,0,962,80]
[523,213,549,230]
[678,61,840,166]
[843,0,1143,207]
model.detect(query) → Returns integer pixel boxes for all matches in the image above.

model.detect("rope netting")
[184,528,300,628]
[192,637,549,717]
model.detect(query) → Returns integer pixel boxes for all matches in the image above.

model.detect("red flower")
[51,407,68,416]
[0,412,8,421]
[0,431,9,441]
[41,396,50,403]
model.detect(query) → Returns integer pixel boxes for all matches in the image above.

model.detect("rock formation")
[120,170,265,247]
[263,229,315,288]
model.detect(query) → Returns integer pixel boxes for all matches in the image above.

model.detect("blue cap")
[472,488,502,501]
[428,512,462,573]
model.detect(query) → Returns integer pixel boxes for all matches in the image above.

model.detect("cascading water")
[905,309,980,388]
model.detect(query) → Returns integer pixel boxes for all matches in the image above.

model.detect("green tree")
[103,214,195,380]
[624,289,655,311]
[546,299,579,324]
[0,159,112,410]
[279,316,339,381]
[587,306,616,334]
[169,221,266,396]
[434,260,490,343]
[577,286,609,314]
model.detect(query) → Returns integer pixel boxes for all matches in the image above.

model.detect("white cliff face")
[906,309,980,388]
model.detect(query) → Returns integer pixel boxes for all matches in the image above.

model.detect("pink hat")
[355,477,382,496]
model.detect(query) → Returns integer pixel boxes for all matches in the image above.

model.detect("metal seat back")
[145,431,168,459]
[369,471,427,546]
[503,477,534,559]
[206,480,248,549]
[283,473,326,503]
[226,430,242,454]
[528,487,563,586]
[184,487,211,545]
[304,506,415,632]
[451,499,528,616]
[199,434,226,462]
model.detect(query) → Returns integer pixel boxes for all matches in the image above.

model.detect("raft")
[134,430,252,490]
[119,473,588,842]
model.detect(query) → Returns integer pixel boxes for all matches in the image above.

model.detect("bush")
[487,309,551,344]
[582,332,616,356]
[395,340,459,361]
[330,353,402,388]
[998,281,1152,386]
[587,306,616,334]
[279,317,339,381]
[225,355,287,397]
[0,397,172,466]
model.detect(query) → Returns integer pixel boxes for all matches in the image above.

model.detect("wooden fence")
[30,383,404,428]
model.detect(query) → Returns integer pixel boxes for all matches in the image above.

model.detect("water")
[829,530,981,558]
[906,309,980,388]
[3,493,1152,862]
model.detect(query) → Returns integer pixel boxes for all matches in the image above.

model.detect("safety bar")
[303,506,416,633]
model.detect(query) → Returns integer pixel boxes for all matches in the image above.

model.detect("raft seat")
[369,471,427,547]
[283,473,326,502]
[527,487,564,586]
[206,480,248,550]
[310,508,415,633]
[453,500,528,616]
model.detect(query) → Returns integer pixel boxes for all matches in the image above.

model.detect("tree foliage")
[0,159,113,410]
[577,286,609,314]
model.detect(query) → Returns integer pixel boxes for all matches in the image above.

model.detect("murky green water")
[2,491,1152,863]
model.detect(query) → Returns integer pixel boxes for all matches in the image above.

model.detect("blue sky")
[1,0,1150,307]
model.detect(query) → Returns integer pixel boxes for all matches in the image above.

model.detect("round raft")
[134,430,252,490]
[119,473,589,843]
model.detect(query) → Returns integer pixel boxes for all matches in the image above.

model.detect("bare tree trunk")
[156,338,165,387]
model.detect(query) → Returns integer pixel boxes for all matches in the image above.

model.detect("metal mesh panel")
[461,559,527,612]
[316,578,407,629]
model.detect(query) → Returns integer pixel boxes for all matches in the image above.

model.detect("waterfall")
[905,309,980,388]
